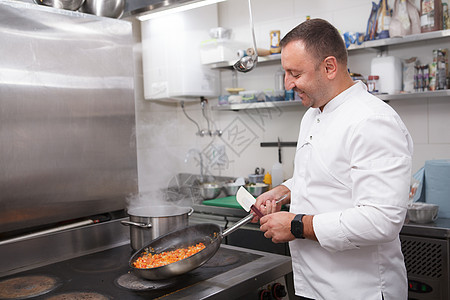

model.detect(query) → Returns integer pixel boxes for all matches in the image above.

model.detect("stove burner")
[115,272,176,291]
[46,292,110,300]
[203,253,240,267]
[0,275,60,300]
[70,256,122,274]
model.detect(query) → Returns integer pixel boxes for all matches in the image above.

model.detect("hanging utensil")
[233,0,258,72]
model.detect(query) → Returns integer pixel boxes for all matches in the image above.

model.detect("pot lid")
[127,205,192,217]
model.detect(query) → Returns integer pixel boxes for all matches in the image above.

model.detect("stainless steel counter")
[402,218,450,239]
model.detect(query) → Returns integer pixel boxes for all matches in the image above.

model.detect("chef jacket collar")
[315,80,364,114]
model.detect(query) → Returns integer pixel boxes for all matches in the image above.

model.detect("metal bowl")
[407,203,439,224]
[223,183,242,196]
[79,0,124,18]
[246,183,269,197]
[34,0,85,11]
[199,183,222,200]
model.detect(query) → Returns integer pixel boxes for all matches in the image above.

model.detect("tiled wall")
[132,0,449,196]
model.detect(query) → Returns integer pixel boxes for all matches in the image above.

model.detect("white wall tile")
[389,98,429,144]
[428,98,450,143]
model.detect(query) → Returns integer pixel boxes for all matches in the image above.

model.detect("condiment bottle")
[367,75,380,93]
[263,172,272,190]
[270,30,281,54]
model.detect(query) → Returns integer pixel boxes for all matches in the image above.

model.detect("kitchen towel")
[414,159,450,218]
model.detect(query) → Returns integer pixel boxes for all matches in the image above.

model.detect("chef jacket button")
[317,118,320,123]
[309,136,312,140]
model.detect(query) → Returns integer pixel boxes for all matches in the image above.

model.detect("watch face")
[291,220,301,238]
[295,224,302,237]
[291,215,304,238]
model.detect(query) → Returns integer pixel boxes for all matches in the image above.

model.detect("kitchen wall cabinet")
[212,29,450,111]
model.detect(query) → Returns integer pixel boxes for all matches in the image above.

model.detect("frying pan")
[129,213,254,280]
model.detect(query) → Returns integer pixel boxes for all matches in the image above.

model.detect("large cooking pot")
[129,213,254,280]
[121,206,194,251]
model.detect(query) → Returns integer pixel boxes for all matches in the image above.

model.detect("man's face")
[281,40,328,109]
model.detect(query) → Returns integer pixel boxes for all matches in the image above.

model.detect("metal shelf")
[212,29,450,110]
[209,30,450,70]
[213,100,301,111]
[377,90,450,101]
[214,90,450,110]
[347,29,450,51]
[208,53,282,69]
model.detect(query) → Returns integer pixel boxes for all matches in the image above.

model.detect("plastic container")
[239,90,265,103]
[248,174,264,184]
[271,163,283,187]
[200,39,247,64]
[274,68,285,92]
[264,90,284,102]
[371,56,403,94]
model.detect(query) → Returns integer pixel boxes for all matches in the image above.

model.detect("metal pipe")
[0,219,95,246]
[200,97,211,136]
[181,101,204,136]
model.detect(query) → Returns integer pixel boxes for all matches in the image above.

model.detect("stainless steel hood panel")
[0,0,137,234]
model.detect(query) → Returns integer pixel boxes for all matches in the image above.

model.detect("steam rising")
[128,106,189,210]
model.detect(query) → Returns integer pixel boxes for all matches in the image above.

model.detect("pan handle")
[120,220,153,228]
[222,213,254,237]
[188,207,194,216]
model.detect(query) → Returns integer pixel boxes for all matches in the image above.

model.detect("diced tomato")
[133,243,206,269]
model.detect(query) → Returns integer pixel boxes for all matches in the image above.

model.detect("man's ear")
[323,56,338,79]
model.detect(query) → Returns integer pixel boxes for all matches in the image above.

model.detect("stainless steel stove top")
[0,219,292,300]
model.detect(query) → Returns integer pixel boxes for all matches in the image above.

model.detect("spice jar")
[270,30,281,54]
[367,75,380,93]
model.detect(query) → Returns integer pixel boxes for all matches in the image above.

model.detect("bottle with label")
[420,0,443,33]
[274,68,285,99]
[443,2,449,29]
[436,49,448,90]
[367,75,380,93]
[270,30,281,54]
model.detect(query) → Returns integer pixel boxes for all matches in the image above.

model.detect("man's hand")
[259,211,296,243]
[251,185,291,223]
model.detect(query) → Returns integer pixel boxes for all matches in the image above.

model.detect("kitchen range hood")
[124,0,225,19]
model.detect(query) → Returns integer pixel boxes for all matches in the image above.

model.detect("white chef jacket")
[283,81,413,300]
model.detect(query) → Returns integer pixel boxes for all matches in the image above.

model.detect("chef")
[255,18,413,300]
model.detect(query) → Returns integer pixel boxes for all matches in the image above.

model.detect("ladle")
[233,0,258,73]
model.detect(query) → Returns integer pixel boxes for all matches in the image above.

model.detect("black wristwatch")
[291,214,305,239]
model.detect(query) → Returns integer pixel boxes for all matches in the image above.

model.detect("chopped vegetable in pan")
[133,243,206,269]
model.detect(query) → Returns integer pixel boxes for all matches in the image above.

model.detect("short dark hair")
[280,18,348,67]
